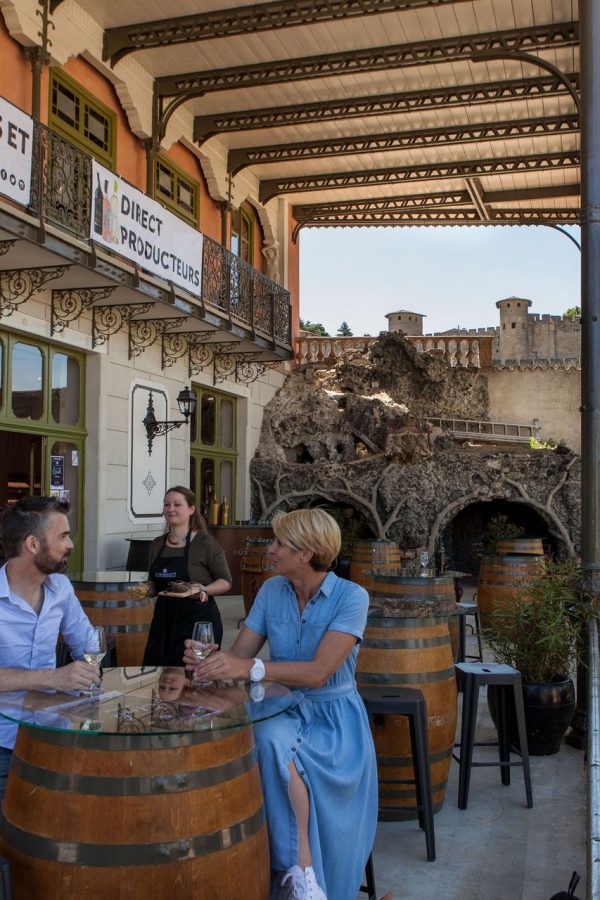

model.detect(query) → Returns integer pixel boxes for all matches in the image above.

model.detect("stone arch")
[428,493,575,575]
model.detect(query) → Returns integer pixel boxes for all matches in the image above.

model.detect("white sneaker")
[280,865,327,900]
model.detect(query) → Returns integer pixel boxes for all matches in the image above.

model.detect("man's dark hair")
[1,496,70,559]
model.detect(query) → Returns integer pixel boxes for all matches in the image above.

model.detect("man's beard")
[35,546,70,575]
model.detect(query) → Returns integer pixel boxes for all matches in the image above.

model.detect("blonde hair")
[272,509,341,571]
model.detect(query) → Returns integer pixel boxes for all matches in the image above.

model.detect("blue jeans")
[0,747,12,805]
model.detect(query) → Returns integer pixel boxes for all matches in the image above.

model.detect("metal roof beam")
[155,22,577,99]
[194,74,579,143]
[229,114,579,174]
[294,207,580,228]
[465,178,491,221]
[484,184,580,202]
[104,0,471,66]
[260,151,580,202]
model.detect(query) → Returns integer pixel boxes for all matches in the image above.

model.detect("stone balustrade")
[295,333,494,368]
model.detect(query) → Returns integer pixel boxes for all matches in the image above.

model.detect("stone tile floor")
[219,595,587,900]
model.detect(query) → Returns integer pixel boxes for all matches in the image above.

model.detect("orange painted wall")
[0,18,32,113]
[165,140,221,242]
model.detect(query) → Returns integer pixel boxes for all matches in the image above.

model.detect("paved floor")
[219,596,587,900]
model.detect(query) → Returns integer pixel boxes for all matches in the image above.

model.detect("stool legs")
[360,853,377,899]
[408,699,436,861]
[511,680,533,808]
[457,672,478,810]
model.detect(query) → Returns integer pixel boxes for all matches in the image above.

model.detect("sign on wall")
[91,161,203,297]
[0,97,33,206]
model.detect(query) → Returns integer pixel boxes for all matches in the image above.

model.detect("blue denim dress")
[246,572,378,900]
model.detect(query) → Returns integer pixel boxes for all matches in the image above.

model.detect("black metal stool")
[453,662,533,810]
[0,855,12,900]
[360,686,436,861]
[456,601,483,663]
[359,852,377,899]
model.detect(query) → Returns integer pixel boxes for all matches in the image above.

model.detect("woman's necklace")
[167,530,188,546]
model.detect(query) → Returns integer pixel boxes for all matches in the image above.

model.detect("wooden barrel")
[0,723,269,899]
[73,579,156,667]
[240,539,272,616]
[495,537,545,556]
[350,540,402,594]
[356,574,458,819]
[477,553,544,628]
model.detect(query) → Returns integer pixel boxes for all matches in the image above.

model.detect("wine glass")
[419,550,430,578]
[82,626,106,693]
[190,622,214,686]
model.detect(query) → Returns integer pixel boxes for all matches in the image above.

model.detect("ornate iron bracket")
[0,241,16,257]
[128,317,187,359]
[188,340,237,377]
[51,286,117,335]
[92,303,154,348]
[161,332,190,370]
[235,356,282,385]
[0,265,69,319]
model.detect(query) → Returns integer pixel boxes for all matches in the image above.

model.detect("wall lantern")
[143,387,196,455]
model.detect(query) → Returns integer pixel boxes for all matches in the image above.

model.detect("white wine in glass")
[191,622,214,685]
[82,626,107,692]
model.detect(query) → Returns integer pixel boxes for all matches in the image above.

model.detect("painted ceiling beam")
[194,74,579,143]
[293,207,580,230]
[104,0,471,65]
[155,22,577,99]
[229,114,579,174]
[259,151,580,202]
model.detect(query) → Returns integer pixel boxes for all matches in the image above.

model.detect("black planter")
[487,676,576,756]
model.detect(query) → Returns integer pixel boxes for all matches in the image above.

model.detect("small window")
[232,206,254,263]
[50,69,115,168]
[12,343,43,420]
[511,322,516,329]
[155,156,199,225]
[51,353,80,426]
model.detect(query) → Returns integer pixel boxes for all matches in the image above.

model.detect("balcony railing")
[295,333,494,368]
[25,121,291,346]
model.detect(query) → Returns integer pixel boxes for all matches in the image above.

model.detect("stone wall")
[250,332,580,557]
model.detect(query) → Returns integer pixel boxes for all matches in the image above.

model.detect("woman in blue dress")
[184,508,378,900]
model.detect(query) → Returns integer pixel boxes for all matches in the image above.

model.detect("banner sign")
[91,161,203,296]
[0,97,33,206]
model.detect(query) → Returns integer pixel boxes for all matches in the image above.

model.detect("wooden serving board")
[159,586,198,598]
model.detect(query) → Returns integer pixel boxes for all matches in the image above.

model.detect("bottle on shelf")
[209,494,220,526]
[93,173,103,235]
[219,497,229,526]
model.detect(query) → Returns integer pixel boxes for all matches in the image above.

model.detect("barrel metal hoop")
[366,616,452,626]
[357,668,455,685]
[0,805,265,866]
[20,727,246,750]
[10,747,257,795]
[100,623,151,634]
[377,746,452,766]
[80,598,155,609]
[362,635,450,650]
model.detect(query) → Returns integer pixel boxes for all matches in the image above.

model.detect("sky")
[298,224,581,337]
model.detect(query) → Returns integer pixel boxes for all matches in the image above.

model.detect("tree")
[337,321,353,336]
[563,306,581,319]
[299,318,329,336]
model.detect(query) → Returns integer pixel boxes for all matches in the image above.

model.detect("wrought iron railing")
[295,333,494,368]
[26,121,291,346]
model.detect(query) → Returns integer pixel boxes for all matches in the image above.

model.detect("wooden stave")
[240,539,272,617]
[495,538,545,556]
[477,553,544,627]
[0,724,269,899]
[350,540,403,594]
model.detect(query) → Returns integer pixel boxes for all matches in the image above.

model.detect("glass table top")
[0,668,293,737]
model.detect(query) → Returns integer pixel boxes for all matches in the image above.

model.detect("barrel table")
[72,572,156,667]
[0,669,293,899]
[240,538,273,616]
[357,573,458,819]
[350,540,404,594]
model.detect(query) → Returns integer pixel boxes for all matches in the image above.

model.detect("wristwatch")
[249,657,266,682]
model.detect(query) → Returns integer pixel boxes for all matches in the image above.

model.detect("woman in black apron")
[142,486,232,667]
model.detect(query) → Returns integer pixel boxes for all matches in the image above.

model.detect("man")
[0,496,100,798]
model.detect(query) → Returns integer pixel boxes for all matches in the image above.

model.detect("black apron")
[142,533,223,666]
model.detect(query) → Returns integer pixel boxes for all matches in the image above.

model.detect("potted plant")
[483,559,582,755]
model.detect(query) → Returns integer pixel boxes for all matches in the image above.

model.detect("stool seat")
[453,662,533,810]
[361,686,436,861]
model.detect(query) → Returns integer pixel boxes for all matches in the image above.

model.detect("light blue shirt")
[0,563,95,748]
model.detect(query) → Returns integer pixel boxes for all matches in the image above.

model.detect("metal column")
[580,0,600,595]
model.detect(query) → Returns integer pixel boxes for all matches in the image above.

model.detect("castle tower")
[385,309,425,336]
[496,297,531,361]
